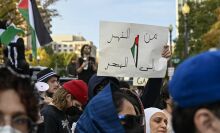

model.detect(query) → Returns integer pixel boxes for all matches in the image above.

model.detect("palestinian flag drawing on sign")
[130,35,139,68]
[18,0,53,58]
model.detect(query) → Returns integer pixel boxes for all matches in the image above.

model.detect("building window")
[69,45,72,47]
[58,45,61,47]
[58,50,61,52]
[69,49,73,52]
[64,49,67,52]
[64,44,67,47]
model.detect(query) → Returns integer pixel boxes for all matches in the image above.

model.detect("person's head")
[70,57,76,64]
[88,74,119,100]
[113,88,145,133]
[75,82,145,133]
[80,44,91,57]
[53,80,88,117]
[169,51,220,133]
[145,107,168,133]
[37,68,60,97]
[0,66,39,133]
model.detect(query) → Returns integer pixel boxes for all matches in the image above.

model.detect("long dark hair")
[113,89,142,115]
[80,44,91,57]
[112,87,145,133]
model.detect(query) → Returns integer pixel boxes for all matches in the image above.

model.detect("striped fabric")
[75,83,125,133]
[37,71,57,82]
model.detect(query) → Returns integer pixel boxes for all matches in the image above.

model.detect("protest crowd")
[1,34,220,133]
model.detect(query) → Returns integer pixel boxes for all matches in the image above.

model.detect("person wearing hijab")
[145,107,168,133]
[87,73,119,101]
[75,83,145,133]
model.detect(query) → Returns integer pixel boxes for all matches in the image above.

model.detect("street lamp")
[169,24,173,67]
[182,2,190,58]
[169,25,173,55]
[37,55,40,65]
[168,24,174,80]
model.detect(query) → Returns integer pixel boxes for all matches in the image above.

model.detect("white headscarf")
[144,107,164,133]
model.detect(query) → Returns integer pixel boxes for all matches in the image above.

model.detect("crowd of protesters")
[1,39,220,133]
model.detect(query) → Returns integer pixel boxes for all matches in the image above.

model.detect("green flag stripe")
[0,25,24,45]
[31,29,37,58]
[131,44,135,58]
[18,9,29,25]
[18,3,37,58]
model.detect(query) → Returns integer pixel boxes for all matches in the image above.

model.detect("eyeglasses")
[118,114,145,127]
[0,114,34,133]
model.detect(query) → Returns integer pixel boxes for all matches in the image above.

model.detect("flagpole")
[136,45,138,68]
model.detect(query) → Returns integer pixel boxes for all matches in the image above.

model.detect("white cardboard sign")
[98,21,168,78]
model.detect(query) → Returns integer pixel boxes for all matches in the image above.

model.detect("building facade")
[51,35,97,58]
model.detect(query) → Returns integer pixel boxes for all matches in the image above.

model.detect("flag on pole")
[130,35,139,68]
[18,0,53,58]
[0,24,24,45]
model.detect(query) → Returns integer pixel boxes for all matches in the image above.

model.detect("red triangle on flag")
[18,0,28,9]
[135,35,139,46]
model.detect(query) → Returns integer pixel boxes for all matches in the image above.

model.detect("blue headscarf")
[88,74,119,100]
[75,83,125,133]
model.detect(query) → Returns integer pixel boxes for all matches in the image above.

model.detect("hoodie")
[75,83,125,133]
[88,74,119,100]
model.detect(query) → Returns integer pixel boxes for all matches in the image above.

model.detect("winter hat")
[169,51,220,108]
[144,107,164,133]
[63,80,88,105]
[37,68,59,83]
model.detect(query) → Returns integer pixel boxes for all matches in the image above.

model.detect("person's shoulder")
[76,57,83,62]
[41,105,58,115]
[41,105,65,121]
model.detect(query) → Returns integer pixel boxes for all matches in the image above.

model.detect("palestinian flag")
[130,35,139,68]
[18,0,52,58]
[0,23,24,45]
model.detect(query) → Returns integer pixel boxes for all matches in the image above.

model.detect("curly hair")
[52,87,76,110]
[52,87,69,110]
[0,67,39,122]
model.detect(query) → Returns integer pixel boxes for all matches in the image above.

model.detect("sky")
[50,0,176,47]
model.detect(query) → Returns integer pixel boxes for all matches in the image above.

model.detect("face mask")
[66,106,83,116]
[0,125,22,133]
[65,106,83,122]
